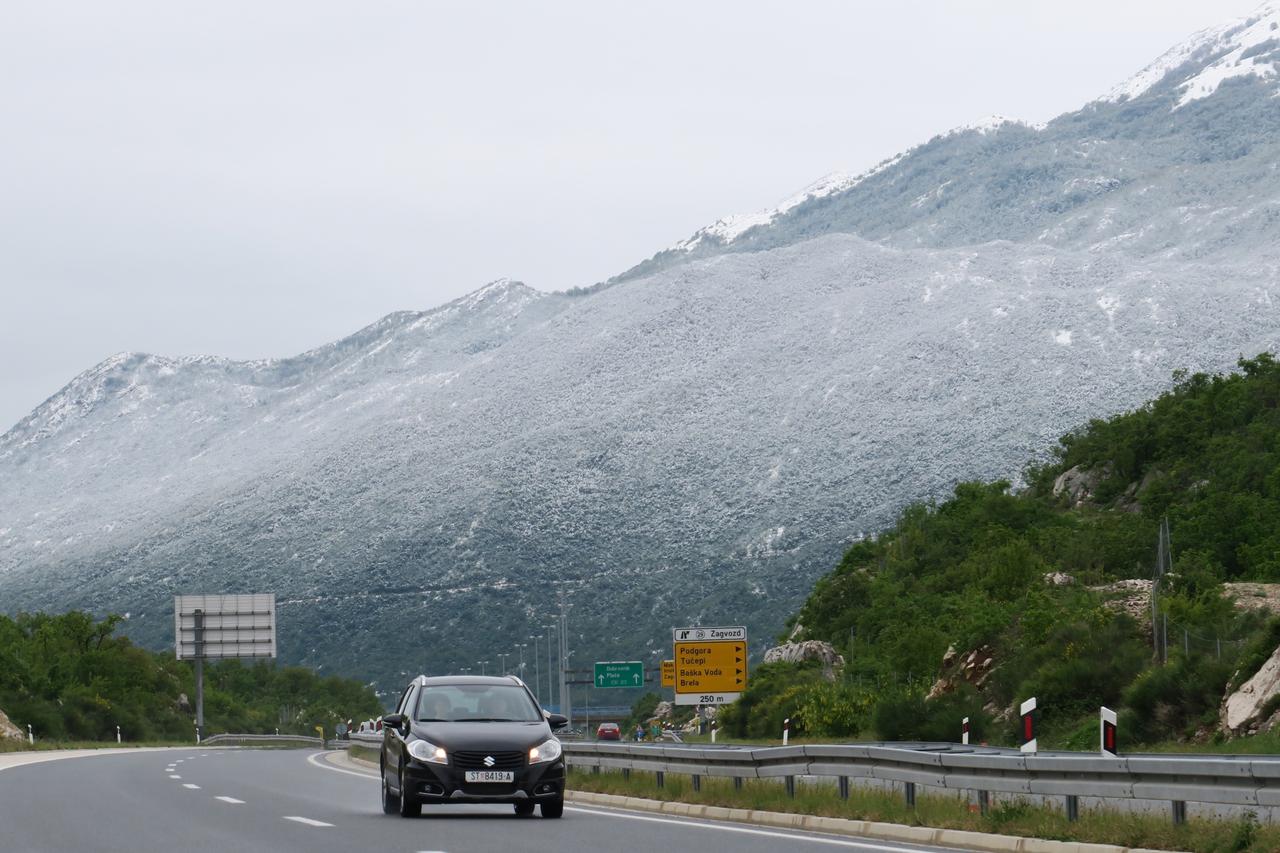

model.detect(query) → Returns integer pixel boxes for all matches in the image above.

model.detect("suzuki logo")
[483,755,495,767]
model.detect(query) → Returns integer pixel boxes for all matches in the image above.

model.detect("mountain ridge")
[4,6,1280,695]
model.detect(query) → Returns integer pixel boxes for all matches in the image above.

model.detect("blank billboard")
[174,593,276,660]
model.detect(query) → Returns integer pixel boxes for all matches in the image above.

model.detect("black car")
[379,674,569,818]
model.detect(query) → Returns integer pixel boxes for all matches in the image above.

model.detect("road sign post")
[1101,706,1118,756]
[672,626,748,705]
[1020,697,1038,754]
[593,661,644,689]
[175,594,277,742]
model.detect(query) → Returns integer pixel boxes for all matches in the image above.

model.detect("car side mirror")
[382,713,406,731]
[547,713,568,730]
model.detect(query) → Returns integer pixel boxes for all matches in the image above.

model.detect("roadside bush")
[1119,655,1234,743]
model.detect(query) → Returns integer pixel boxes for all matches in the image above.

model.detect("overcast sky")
[0,0,1263,430]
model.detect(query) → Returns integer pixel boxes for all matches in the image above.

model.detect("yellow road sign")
[661,659,674,688]
[674,640,747,693]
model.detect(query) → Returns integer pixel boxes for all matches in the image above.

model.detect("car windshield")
[415,684,542,723]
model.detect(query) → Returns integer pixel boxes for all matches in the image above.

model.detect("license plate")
[464,770,514,783]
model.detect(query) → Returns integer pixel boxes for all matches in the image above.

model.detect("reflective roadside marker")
[961,716,970,746]
[1019,697,1038,754]
[1101,706,1118,757]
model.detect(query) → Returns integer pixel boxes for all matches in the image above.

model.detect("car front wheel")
[514,800,535,817]
[381,763,399,815]
[541,797,564,819]
[398,767,421,817]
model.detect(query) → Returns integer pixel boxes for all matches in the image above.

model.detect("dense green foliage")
[0,611,381,742]
[727,355,1280,745]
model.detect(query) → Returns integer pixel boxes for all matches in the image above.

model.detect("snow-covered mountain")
[4,4,1280,695]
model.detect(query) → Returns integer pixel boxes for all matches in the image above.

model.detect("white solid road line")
[182,784,201,790]
[306,751,923,851]
[283,816,334,827]
[215,796,245,804]
[565,807,932,852]
[306,751,377,780]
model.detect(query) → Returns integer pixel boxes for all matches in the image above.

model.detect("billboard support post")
[194,609,205,741]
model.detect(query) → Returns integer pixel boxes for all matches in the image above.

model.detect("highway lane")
[0,748,965,852]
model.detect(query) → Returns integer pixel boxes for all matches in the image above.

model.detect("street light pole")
[498,653,509,675]
[479,660,489,676]
[545,624,557,710]
[516,643,527,682]
[530,635,542,700]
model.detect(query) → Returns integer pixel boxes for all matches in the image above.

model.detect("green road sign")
[594,660,643,689]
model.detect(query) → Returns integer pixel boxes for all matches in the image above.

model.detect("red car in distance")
[596,722,621,741]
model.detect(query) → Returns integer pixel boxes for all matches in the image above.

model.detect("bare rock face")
[0,708,23,742]
[175,693,192,713]
[763,640,845,680]
[650,701,673,721]
[1052,464,1111,507]
[1221,644,1280,737]
[1044,572,1075,586]
[927,644,996,700]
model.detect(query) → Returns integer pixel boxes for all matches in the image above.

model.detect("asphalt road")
[0,748,965,852]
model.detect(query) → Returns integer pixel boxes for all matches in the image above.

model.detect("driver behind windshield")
[419,692,452,721]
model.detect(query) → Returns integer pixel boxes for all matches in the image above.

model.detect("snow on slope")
[1104,0,1280,106]
[5,4,1280,692]
[671,158,905,252]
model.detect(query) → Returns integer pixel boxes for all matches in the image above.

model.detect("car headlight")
[407,739,448,765]
[529,738,562,764]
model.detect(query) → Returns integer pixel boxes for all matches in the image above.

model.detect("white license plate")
[464,770,514,783]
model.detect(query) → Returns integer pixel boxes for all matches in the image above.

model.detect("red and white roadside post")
[1101,706,1118,756]
[1019,697,1038,754]
[783,717,790,746]
[961,716,970,745]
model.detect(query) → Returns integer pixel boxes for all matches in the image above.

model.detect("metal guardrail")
[200,733,325,747]
[561,740,1280,824]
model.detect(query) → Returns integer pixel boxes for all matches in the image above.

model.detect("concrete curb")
[563,790,1185,853]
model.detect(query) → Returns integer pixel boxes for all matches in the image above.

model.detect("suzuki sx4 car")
[379,675,569,818]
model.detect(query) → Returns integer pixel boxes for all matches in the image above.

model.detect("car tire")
[381,762,399,815]
[514,801,536,817]
[541,797,564,819]
[398,767,421,817]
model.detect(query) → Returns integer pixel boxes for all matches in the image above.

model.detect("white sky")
[0,0,1264,430]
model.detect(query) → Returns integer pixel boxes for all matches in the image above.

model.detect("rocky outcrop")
[1044,572,1075,586]
[927,644,995,700]
[763,640,845,680]
[1223,583,1280,617]
[650,700,673,721]
[1089,579,1153,628]
[1221,644,1280,737]
[0,708,23,743]
[1053,464,1111,507]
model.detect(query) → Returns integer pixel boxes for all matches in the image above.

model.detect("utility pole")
[1152,516,1173,662]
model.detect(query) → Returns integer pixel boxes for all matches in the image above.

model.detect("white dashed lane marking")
[283,816,334,827]
[168,775,181,780]
[182,784,201,790]
[215,796,245,804]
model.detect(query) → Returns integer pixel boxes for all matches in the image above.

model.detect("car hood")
[410,720,551,751]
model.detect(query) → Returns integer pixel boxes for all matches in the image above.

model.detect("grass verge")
[568,768,1278,852]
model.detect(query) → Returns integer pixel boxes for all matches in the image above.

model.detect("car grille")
[452,750,525,770]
